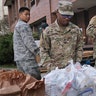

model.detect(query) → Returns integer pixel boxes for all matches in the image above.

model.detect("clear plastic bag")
[45,60,75,96]
[45,69,63,96]
[67,88,78,96]
[44,60,96,96]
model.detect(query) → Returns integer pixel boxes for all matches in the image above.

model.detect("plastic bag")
[82,65,96,84]
[44,68,63,96]
[66,88,78,96]
[44,60,96,96]
[44,60,75,96]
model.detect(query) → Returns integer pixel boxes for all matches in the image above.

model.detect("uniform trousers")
[16,59,41,80]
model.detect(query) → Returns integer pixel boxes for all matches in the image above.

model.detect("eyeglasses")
[61,14,73,19]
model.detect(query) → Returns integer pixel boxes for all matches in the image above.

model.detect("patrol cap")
[89,16,96,25]
[58,0,74,16]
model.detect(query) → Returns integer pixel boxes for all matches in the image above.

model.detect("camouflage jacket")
[86,16,96,59]
[40,20,83,69]
[13,19,39,61]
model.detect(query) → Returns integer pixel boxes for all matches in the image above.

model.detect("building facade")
[4,0,96,44]
[0,0,9,35]
[0,0,8,20]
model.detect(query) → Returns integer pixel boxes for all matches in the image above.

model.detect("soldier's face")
[56,12,71,26]
[19,10,30,23]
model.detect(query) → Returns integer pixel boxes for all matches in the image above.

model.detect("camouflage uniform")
[86,16,96,65]
[40,20,83,71]
[13,19,41,80]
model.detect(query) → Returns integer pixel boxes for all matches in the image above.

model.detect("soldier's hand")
[35,54,41,63]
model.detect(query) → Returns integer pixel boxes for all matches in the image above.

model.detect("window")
[31,0,35,6]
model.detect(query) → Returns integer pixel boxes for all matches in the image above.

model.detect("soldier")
[86,15,96,66]
[13,7,41,80]
[40,0,83,71]
[40,22,48,48]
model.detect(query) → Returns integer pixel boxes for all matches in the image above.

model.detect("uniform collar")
[55,19,72,33]
[18,19,27,24]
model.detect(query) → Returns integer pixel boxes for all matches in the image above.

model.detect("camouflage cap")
[58,0,74,16]
[89,16,96,25]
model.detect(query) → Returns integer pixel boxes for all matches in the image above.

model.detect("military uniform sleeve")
[40,32,44,47]
[86,16,96,38]
[86,24,96,38]
[40,29,52,65]
[86,16,96,59]
[74,29,84,63]
[19,24,39,56]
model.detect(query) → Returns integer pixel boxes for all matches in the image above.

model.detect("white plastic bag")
[44,68,63,96]
[82,65,96,84]
[44,60,75,96]
[44,60,96,96]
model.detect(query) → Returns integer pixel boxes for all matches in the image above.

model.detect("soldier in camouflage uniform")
[86,15,96,65]
[40,22,48,48]
[13,7,41,80]
[40,0,83,71]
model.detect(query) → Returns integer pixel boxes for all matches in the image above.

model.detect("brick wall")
[51,0,58,12]
[28,0,59,24]
[29,0,51,24]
